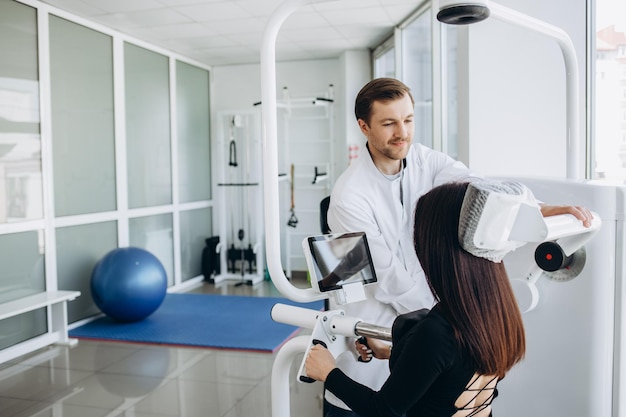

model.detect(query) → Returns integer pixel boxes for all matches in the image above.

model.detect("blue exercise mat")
[69,293,324,352]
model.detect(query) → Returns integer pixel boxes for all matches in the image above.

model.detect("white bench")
[0,290,81,364]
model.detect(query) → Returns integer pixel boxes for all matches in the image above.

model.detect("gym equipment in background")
[287,163,298,228]
[90,247,167,322]
[201,236,221,281]
[265,85,335,279]
[215,112,265,286]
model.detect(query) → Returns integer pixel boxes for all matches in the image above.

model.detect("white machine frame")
[259,0,585,317]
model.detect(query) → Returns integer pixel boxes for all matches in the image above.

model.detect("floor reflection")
[0,280,323,417]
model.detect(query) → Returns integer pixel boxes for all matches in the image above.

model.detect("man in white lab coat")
[323,77,592,417]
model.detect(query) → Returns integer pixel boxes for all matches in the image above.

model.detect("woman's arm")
[306,315,456,417]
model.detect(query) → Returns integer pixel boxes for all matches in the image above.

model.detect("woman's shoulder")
[393,308,455,344]
[406,309,457,354]
[392,308,430,340]
[390,308,458,370]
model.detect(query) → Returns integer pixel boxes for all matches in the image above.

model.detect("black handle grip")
[357,336,373,363]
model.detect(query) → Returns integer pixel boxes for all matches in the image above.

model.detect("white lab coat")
[325,142,480,410]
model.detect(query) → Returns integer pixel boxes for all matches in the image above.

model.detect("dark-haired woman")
[305,181,526,417]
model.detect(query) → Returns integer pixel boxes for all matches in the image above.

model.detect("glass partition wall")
[0,0,212,328]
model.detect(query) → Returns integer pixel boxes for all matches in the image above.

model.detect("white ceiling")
[40,0,419,67]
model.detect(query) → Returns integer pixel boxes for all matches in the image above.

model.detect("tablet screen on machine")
[304,232,377,292]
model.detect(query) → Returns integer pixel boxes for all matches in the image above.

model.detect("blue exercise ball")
[91,247,167,322]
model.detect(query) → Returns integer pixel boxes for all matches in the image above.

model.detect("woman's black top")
[325,307,497,417]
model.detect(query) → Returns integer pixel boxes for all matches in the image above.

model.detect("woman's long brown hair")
[413,182,525,378]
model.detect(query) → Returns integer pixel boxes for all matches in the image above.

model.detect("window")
[0,0,47,347]
[373,36,396,78]
[401,9,432,148]
[593,0,626,180]
[0,1,42,223]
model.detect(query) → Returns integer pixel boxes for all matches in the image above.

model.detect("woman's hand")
[305,344,337,382]
[356,337,392,361]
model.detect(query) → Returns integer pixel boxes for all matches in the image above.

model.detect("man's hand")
[540,204,593,228]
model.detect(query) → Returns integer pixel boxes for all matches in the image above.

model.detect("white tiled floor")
[0,279,324,417]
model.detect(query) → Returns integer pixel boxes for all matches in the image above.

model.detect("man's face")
[358,93,414,169]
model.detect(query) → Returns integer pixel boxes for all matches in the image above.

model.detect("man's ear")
[358,119,370,135]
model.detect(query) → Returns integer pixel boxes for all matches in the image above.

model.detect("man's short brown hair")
[354,78,415,124]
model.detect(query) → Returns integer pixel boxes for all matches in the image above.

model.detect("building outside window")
[594,0,626,180]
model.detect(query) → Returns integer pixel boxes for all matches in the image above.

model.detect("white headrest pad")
[458,180,540,262]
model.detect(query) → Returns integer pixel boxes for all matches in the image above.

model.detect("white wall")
[456,0,587,179]
[211,59,341,114]
[338,50,372,172]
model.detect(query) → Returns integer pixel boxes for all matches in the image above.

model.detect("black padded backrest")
[319,196,331,311]
[320,196,331,234]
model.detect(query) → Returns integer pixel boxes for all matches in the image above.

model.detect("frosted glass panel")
[125,43,172,208]
[49,15,116,216]
[176,61,211,203]
[180,207,212,281]
[0,1,43,223]
[0,231,46,349]
[56,222,118,322]
[402,10,433,148]
[129,214,174,286]
[0,231,45,301]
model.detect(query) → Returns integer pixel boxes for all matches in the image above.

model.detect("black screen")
[307,232,377,292]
